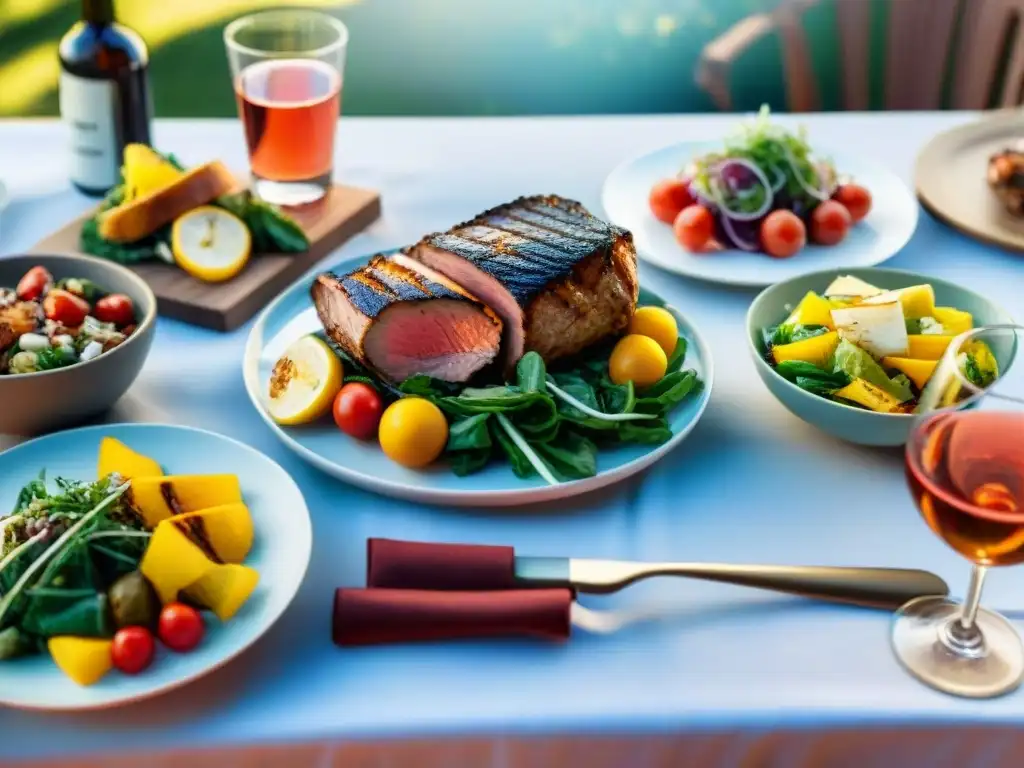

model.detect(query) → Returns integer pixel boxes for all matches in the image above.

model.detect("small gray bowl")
[0,253,156,436]
[746,267,1016,447]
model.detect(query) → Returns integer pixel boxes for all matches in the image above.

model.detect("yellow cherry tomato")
[609,334,668,388]
[628,306,678,356]
[378,397,449,468]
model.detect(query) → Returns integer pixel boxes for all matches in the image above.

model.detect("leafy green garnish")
[763,323,829,348]
[689,104,833,216]
[216,191,308,254]
[0,474,147,654]
[832,339,913,402]
[775,360,851,397]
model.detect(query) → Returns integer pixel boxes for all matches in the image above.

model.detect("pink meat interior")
[410,243,524,369]
[364,299,501,382]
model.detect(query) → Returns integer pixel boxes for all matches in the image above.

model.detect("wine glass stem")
[940,565,988,658]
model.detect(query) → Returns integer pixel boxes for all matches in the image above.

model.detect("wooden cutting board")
[31,185,381,332]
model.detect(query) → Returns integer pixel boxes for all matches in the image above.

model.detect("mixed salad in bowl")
[760,275,997,413]
[649,106,873,258]
[0,265,137,376]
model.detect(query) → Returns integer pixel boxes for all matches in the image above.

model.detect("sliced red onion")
[707,159,773,221]
[769,164,786,192]
[721,214,759,252]
[777,141,830,202]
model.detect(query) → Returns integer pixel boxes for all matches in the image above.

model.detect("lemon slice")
[172,206,251,283]
[266,335,343,425]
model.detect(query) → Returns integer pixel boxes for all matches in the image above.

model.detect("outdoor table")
[1,113,1023,768]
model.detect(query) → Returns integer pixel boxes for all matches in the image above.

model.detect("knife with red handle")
[366,538,949,608]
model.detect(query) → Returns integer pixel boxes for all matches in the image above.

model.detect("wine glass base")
[892,595,1024,699]
[252,174,329,207]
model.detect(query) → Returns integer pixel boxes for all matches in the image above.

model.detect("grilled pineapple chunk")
[834,379,904,413]
[881,356,938,390]
[771,331,839,367]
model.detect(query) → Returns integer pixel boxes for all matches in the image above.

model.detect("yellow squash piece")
[895,285,936,319]
[97,437,164,481]
[48,637,113,687]
[834,379,904,413]
[122,143,184,202]
[785,291,835,329]
[168,503,254,564]
[932,307,973,335]
[140,521,218,603]
[866,284,936,319]
[882,357,939,390]
[184,564,260,621]
[906,335,955,361]
[771,331,840,368]
[129,474,243,528]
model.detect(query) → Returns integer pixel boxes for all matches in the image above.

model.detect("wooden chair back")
[952,0,1024,108]
[697,0,1024,112]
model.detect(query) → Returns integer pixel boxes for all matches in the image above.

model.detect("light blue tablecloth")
[1,113,1023,763]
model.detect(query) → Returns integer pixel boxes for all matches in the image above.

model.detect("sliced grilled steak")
[311,252,503,383]
[408,195,638,370]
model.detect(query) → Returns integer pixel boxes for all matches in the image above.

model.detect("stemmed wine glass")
[893,324,1024,698]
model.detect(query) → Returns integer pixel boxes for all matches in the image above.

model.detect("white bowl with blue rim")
[243,252,714,507]
[0,423,312,711]
[601,140,919,288]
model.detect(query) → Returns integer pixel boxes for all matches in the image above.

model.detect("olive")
[108,571,160,630]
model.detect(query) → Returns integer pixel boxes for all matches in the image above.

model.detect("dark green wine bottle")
[59,0,154,196]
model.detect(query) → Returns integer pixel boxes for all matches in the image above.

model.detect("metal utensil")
[514,558,950,610]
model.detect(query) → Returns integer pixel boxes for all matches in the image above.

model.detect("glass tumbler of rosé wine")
[893,324,1024,698]
[224,9,347,207]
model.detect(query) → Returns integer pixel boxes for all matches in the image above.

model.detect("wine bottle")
[58,0,153,196]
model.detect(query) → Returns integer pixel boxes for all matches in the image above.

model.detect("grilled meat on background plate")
[988,146,1024,216]
[311,252,503,383]
[409,195,639,372]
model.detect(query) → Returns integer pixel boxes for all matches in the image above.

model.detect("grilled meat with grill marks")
[988,146,1024,216]
[311,251,503,383]
[408,195,638,371]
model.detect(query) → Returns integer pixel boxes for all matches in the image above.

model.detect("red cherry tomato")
[94,293,135,327]
[42,289,90,327]
[158,603,205,652]
[672,205,715,251]
[649,178,695,224]
[333,382,384,440]
[810,200,852,246]
[833,184,872,222]
[111,626,156,675]
[760,210,807,258]
[16,266,52,301]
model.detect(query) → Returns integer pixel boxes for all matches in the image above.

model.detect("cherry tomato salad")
[0,265,138,375]
[648,106,873,258]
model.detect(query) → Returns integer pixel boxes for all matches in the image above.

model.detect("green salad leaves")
[325,330,703,483]
[0,474,144,659]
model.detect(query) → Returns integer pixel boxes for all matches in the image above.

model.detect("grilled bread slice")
[98,160,238,243]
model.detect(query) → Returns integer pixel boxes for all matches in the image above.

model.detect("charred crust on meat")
[988,148,1024,216]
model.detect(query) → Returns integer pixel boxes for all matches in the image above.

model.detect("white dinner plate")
[601,141,919,288]
[0,423,312,711]
[244,252,714,507]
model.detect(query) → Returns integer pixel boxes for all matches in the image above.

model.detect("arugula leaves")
[0,476,144,657]
[391,340,701,482]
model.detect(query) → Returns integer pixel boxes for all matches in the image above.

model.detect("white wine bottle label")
[59,71,119,190]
